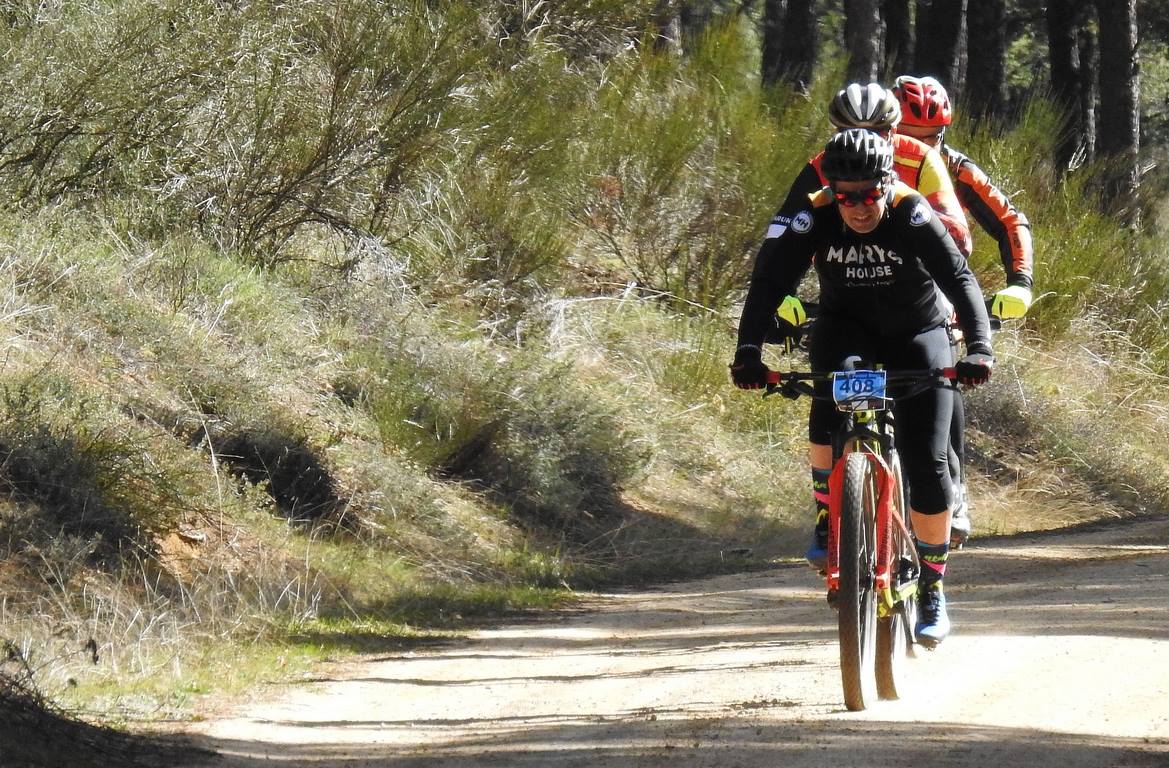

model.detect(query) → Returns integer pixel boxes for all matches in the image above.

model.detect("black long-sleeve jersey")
[736,180,993,354]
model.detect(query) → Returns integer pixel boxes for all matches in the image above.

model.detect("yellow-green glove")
[990,285,1032,320]
[777,295,807,326]
[771,295,807,353]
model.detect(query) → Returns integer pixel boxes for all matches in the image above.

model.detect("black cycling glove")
[956,344,994,387]
[730,345,770,390]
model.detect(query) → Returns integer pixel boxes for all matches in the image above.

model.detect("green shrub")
[0,0,228,202]
[343,325,650,529]
[565,19,806,311]
[0,1,486,258]
[445,357,651,528]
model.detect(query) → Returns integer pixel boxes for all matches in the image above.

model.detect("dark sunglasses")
[833,185,886,207]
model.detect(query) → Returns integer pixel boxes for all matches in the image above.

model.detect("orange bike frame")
[824,445,901,598]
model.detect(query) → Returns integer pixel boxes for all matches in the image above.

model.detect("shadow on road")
[187,718,1169,767]
[182,516,1169,768]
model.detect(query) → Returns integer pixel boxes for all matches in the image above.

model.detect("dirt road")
[189,516,1169,767]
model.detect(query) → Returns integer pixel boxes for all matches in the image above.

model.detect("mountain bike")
[767,361,958,711]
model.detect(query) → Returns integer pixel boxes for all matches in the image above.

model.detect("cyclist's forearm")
[1002,221,1034,289]
[737,276,786,348]
[956,160,1035,287]
[737,237,811,346]
[947,272,993,351]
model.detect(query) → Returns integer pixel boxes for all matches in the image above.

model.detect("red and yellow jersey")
[940,145,1034,289]
[809,134,972,256]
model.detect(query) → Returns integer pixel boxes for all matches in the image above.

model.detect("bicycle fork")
[825,446,916,616]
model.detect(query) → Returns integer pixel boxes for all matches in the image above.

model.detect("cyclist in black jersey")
[729,128,995,645]
[764,82,978,554]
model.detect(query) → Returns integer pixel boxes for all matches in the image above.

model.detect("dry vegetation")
[0,3,1167,767]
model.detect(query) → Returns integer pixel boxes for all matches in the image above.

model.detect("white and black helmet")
[827,82,901,130]
[821,128,895,182]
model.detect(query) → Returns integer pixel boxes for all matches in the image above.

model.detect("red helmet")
[893,75,952,128]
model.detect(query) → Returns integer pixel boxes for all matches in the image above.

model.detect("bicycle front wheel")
[838,451,879,711]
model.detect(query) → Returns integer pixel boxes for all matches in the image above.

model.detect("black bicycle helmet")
[820,128,895,182]
[827,82,901,130]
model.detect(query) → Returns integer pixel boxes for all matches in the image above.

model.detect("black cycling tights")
[807,316,957,515]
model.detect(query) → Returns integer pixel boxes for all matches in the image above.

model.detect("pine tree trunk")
[882,0,914,80]
[1077,24,1098,166]
[649,0,681,52]
[913,0,967,92]
[761,0,785,87]
[1095,0,1140,208]
[1046,0,1085,173]
[964,0,1005,120]
[844,0,882,83]
[778,0,818,91]
[679,0,715,52]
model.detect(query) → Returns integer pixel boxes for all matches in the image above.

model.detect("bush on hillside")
[0,1,482,258]
[0,375,197,559]
[566,20,807,311]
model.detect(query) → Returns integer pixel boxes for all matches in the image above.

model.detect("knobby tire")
[838,451,879,711]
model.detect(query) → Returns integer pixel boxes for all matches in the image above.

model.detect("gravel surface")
[187,516,1169,767]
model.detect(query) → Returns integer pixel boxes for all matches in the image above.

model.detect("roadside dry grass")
[963,322,1169,537]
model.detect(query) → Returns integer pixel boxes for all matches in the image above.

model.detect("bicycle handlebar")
[764,367,957,403]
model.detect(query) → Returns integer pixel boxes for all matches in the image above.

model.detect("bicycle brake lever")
[762,383,801,400]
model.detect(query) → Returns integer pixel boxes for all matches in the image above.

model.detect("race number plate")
[832,369,887,411]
